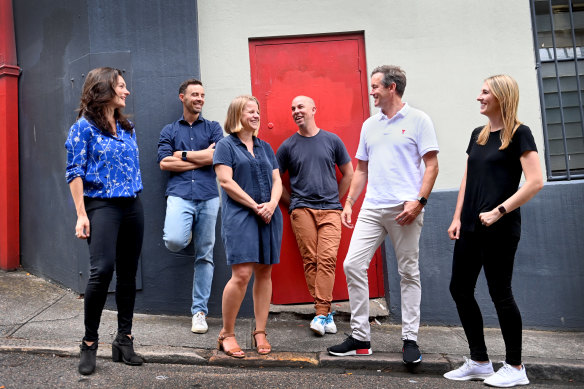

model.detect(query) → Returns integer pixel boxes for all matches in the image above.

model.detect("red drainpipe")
[0,0,21,270]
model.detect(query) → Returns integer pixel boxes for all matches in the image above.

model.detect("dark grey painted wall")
[14,0,254,317]
[384,181,584,330]
[13,1,584,327]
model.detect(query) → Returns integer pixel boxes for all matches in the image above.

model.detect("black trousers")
[83,197,144,342]
[449,227,523,365]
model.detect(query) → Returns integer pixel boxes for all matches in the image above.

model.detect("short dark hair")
[371,65,406,97]
[179,78,203,95]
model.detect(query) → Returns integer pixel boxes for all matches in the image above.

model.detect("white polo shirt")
[355,103,439,209]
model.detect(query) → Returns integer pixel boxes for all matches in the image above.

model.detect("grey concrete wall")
[13,0,253,318]
[384,181,584,330]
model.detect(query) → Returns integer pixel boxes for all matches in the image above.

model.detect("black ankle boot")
[112,333,143,365]
[78,340,98,375]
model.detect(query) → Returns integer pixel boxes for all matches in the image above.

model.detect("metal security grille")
[531,0,584,180]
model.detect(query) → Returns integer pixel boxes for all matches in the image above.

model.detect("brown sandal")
[252,329,271,355]
[217,333,245,358]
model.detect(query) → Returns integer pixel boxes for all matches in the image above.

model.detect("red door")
[249,33,384,304]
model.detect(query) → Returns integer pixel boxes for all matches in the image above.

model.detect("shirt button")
[192,180,195,182]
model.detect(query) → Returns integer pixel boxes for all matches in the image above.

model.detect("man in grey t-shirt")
[277,96,353,336]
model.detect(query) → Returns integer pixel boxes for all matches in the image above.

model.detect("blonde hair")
[224,95,260,136]
[477,74,521,150]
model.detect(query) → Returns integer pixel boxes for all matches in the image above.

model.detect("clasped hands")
[255,201,277,224]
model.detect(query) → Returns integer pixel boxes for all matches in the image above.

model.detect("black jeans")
[449,227,523,365]
[83,197,144,342]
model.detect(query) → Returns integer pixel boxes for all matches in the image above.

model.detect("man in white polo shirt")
[327,65,439,365]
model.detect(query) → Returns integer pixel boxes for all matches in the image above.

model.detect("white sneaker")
[443,356,494,381]
[324,312,337,334]
[191,312,208,334]
[310,315,326,336]
[484,362,530,387]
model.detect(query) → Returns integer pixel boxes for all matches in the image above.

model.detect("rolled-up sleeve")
[157,124,174,163]
[65,122,89,183]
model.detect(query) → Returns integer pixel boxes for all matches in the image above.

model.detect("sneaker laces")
[325,311,336,323]
[496,361,518,377]
[457,356,475,372]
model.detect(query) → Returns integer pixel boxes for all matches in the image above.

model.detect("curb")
[2,342,583,383]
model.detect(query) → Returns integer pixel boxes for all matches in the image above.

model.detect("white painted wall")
[198,0,545,189]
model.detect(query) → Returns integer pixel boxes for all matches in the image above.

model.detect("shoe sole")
[484,379,530,388]
[443,373,492,381]
[310,326,325,336]
[328,349,372,356]
[403,356,422,364]
[191,328,208,334]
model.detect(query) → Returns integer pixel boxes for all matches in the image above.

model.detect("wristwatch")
[498,205,507,214]
[417,196,427,206]
[181,151,188,161]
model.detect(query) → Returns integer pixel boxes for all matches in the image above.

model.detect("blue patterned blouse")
[65,117,143,198]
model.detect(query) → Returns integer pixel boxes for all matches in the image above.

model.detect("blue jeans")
[163,196,219,315]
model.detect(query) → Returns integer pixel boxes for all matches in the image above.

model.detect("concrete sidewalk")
[1,270,582,384]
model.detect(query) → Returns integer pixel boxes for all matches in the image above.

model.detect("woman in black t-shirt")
[443,75,543,387]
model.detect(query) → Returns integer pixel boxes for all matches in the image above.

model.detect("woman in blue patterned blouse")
[213,95,283,358]
[65,67,144,375]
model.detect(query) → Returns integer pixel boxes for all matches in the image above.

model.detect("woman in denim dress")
[213,95,283,358]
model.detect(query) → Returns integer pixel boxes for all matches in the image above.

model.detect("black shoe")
[402,339,422,364]
[112,333,143,366]
[327,334,372,356]
[78,340,98,375]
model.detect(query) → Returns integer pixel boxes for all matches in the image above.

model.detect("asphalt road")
[0,352,580,389]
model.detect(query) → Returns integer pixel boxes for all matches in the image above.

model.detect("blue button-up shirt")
[157,114,224,201]
[65,117,143,198]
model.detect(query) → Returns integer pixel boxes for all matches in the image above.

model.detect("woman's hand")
[479,208,503,227]
[256,201,277,224]
[448,218,461,240]
[75,215,90,239]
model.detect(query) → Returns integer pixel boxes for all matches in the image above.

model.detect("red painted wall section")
[249,34,385,304]
[0,0,21,270]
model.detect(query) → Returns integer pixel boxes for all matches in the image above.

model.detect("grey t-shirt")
[276,129,351,213]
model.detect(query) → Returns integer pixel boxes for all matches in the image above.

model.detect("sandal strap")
[218,333,236,340]
[252,330,267,336]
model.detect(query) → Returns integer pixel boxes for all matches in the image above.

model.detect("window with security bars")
[531,0,584,180]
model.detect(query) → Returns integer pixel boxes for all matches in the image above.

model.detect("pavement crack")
[5,293,68,338]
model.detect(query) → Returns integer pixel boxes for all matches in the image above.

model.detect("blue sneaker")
[324,312,337,334]
[310,315,326,336]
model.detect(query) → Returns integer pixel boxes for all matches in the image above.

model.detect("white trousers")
[343,206,424,342]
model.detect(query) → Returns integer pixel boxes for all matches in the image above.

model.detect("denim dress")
[213,134,283,265]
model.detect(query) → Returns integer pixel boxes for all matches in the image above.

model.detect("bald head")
[292,95,315,109]
[291,96,318,134]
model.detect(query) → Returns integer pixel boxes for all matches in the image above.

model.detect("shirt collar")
[230,133,260,147]
[179,113,205,126]
[378,102,410,122]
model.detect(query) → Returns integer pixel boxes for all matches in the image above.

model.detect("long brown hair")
[477,74,521,150]
[77,67,133,135]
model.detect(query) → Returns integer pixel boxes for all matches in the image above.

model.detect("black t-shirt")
[461,124,537,236]
[276,129,351,213]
